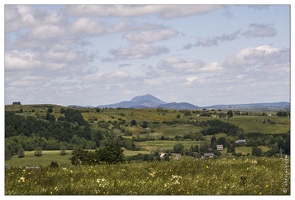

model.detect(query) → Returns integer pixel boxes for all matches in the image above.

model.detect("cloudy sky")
[4,3,291,107]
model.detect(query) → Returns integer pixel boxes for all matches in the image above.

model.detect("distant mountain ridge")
[87,94,289,110]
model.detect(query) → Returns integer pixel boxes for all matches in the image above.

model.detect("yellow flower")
[259,192,262,195]
[94,170,96,173]
[206,166,209,169]
[266,184,269,188]
[20,176,25,182]
[50,191,53,195]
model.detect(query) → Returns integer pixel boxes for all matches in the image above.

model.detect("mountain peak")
[130,94,166,105]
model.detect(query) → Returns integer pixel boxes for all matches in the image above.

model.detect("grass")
[5,150,150,168]
[227,116,290,134]
[134,140,201,152]
[5,157,290,195]
[5,151,73,167]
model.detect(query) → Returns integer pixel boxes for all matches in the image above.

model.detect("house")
[203,153,214,158]
[235,140,247,145]
[217,145,224,151]
[159,153,167,159]
[171,153,181,160]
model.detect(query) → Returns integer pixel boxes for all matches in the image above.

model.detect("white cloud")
[82,69,130,82]
[5,51,42,71]
[185,76,198,85]
[5,49,94,72]
[63,5,225,19]
[223,45,288,68]
[107,44,169,60]
[123,28,178,43]
[158,57,223,74]
[242,24,277,38]
[5,5,63,32]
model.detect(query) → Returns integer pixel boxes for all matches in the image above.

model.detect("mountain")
[97,94,200,109]
[158,102,199,110]
[205,102,290,111]
[131,94,166,105]
[94,94,290,110]
[97,94,167,108]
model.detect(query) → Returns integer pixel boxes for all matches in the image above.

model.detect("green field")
[227,115,290,134]
[6,150,150,167]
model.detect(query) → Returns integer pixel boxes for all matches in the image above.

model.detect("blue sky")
[3,2,292,107]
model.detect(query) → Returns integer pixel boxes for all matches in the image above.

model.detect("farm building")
[159,153,181,160]
[159,153,167,159]
[171,153,181,160]
[217,145,224,151]
[235,140,247,145]
[203,153,214,158]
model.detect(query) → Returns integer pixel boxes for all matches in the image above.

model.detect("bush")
[34,147,43,157]
[49,161,59,168]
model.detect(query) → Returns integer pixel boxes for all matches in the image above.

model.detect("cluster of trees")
[276,111,290,116]
[201,119,243,136]
[70,142,124,165]
[5,108,141,160]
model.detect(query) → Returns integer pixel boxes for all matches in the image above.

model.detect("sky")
[3,2,292,107]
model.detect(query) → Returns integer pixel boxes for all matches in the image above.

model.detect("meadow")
[5,104,290,195]
[5,157,290,195]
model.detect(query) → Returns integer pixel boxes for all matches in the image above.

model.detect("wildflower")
[259,192,262,195]
[54,187,59,191]
[50,191,53,195]
[94,170,96,173]
[19,176,25,183]
[266,184,269,188]
[206,166,209,169]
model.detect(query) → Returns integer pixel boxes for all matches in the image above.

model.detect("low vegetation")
[5,157,290,195]
[5,104,290,195]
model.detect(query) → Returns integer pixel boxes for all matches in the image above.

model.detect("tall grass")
[5,157,290,195]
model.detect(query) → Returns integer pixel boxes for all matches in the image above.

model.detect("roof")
[160,153,166,158]
[203,153,214,156]
[235,139,246,143]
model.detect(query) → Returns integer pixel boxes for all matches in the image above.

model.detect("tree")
[34,147,43,157]
[173,143,185,155]
[98,141,125,164]
[217,137,228,148]
[47,106,53,113]
[252,146,263,156]
[142,121,148,128]
[18,147,25,158]
[60,108,65,114]
[210,135,217,149]
[227,110,233,118]
[60,145,67,156]
[130,119,137,126]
